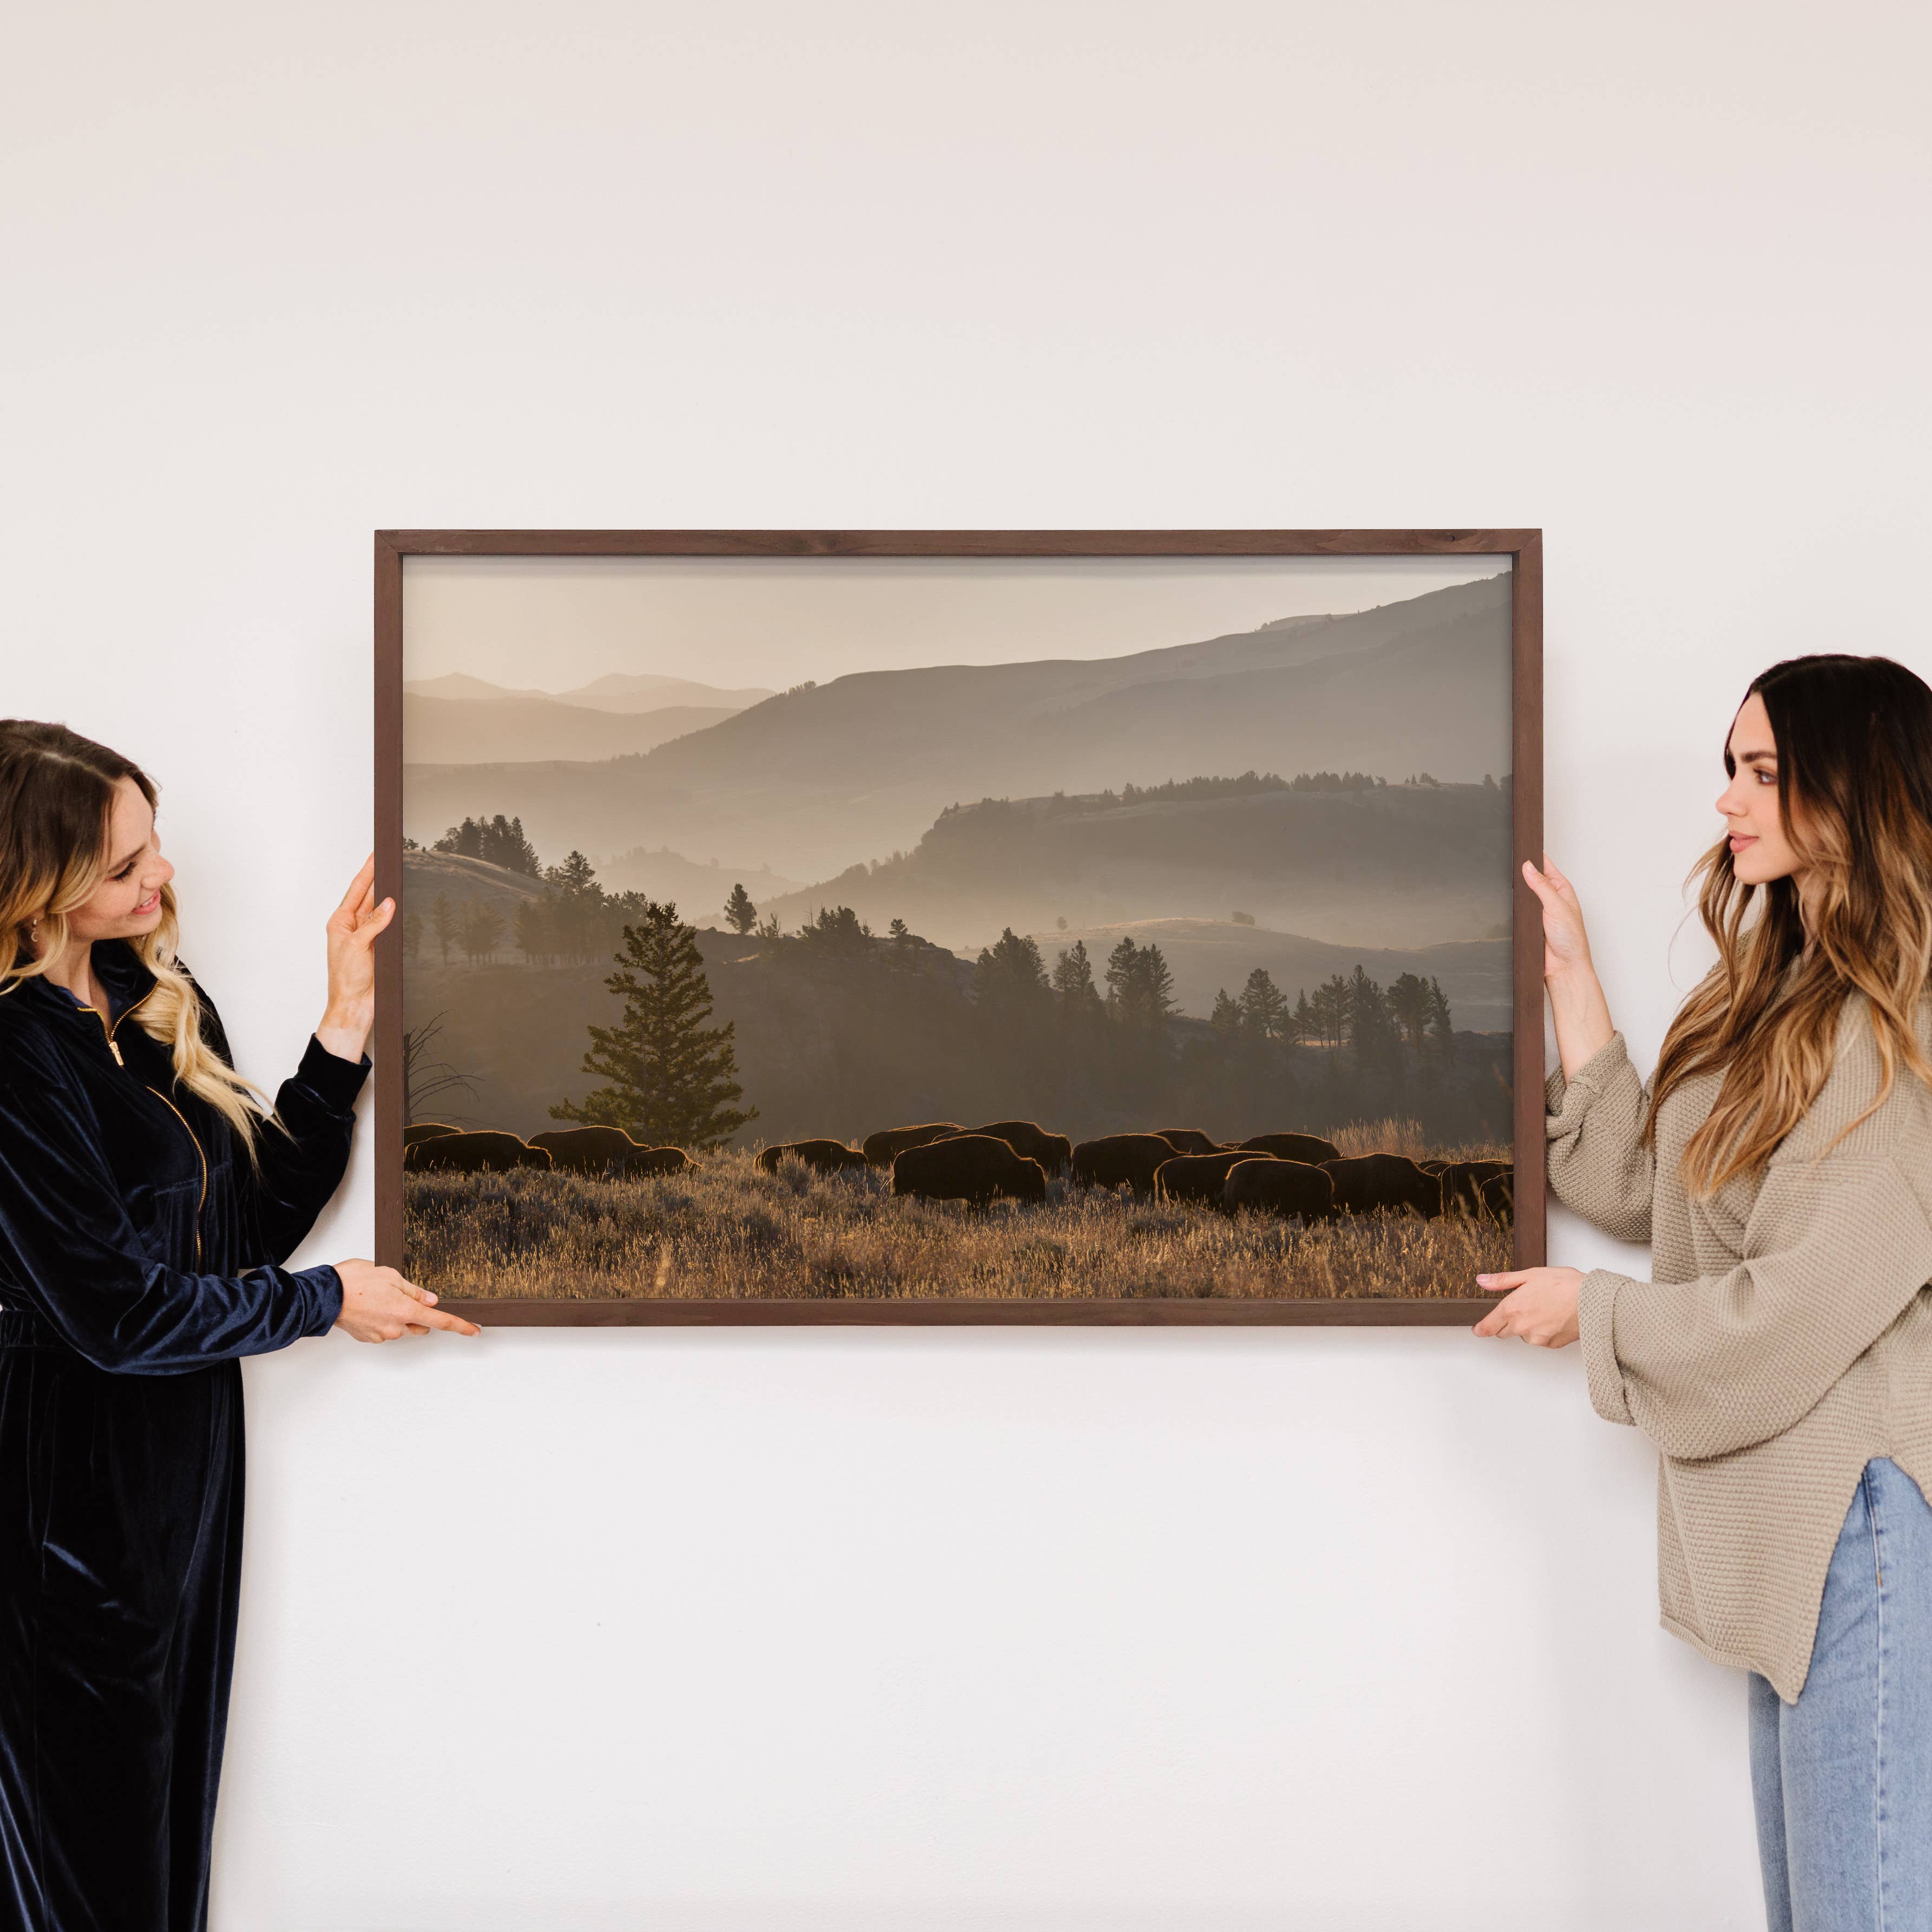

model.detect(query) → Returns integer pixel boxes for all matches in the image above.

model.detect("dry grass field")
[405,1118,1513,1302]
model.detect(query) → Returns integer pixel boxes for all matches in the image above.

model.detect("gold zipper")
[147,1087,208,1271]
[88,988,206,1269]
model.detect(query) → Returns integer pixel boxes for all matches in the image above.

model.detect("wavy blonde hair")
[1,719,277,1158]
[1647,654,1932,1196]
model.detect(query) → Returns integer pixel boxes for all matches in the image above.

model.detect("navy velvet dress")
[0,939,364,1932]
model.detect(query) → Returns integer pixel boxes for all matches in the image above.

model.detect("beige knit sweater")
[1548,985,1932,1700]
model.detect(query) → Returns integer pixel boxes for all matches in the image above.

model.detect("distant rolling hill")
[596,845,804,911]
[403,694,741,765]
[402,846,803,935]
[402,850,549,928]
[401,575,1512,883]
[759,780,1511,953]
[405,671,775,712]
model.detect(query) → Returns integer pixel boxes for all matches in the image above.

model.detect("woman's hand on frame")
[1523,852,1616,1074]
[1471,1266,1585,1348]
[332,1259,481,1343]
[316,855,391,1064]
[1521,853,1595,985]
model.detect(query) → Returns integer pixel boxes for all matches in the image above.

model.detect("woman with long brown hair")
[1476,654,1932,1928]
[0,720,478,1932]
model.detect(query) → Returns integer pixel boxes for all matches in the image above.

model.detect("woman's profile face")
[1717,690,1804,887]
[64,776,173,945]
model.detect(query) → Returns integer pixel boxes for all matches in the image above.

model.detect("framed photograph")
[374,530,1542,1325]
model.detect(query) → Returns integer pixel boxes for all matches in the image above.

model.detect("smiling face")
[65,775,174,946]
[1717,689,1809,891]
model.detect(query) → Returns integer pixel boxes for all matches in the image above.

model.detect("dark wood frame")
[376,529,1542,1325]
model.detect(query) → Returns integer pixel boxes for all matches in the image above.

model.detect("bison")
[528,1127,692,1178]
[1319,1152,1443,1219]
[1222,1157,1336,1223]
[757,1138,869,1175]
[403,1121,461,1148]
[862,1121,964,1167]
[1071,1133,1179,1199]
[403,1130,552,1174]
[952,1120,1073,1175]
[1479,1169,1515,1223]
[1239,1131,1342,1165]
[1153,1127,1224,1156]
[1153,1150,1255,1204]
[1438,1159,1514,1217]
[892,1134,1047,1205]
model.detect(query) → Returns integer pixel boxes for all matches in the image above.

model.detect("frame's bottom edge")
[433,1296,1506,1328]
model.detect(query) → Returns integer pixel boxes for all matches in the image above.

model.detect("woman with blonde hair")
[0,720,477,1932]
[1476,654,1932,1928]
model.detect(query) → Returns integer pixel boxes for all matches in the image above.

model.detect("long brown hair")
[1647,654,1932,1194]
[0,719,273,1153]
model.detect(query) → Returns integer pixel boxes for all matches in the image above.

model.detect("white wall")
[5,3,1925,1926]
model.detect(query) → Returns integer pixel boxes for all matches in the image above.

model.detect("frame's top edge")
[376,528,1541,558]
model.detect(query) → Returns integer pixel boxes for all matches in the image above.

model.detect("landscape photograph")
[396,550,1521,1305]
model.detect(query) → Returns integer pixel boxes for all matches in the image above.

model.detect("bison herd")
[402,1115,1511,1226]
[402,1121,693,1178]
[857,1121,1511,1223]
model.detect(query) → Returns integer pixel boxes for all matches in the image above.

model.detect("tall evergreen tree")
[1238,967,1289,1041]
[550,899,755,1149]
[1210,987,1242,1037]
[797,905,871,954]
[1291,988,1315,1047]
[1136,944,1179,1027]
[544,851,604,960]
[458,899,504,964]
[1052,940,1098,1004]
[1386,971,1432,1050]
[724,882,758,934]
[972,928,1051,1013]
[513,897,556,963]
[430,892,457,965]
[1103,936,1140,1015]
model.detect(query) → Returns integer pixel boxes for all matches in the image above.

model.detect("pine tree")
[1426,976,1455,1056]
[458,899,504,964]
[1238,967,1289,1041]
[550,899,755,1149]
[1053,939,1101,1013]
[430,892,457,965]
[972,928,1050,1013]
[1348,963,1395,1067]
[1386,971,1432,1050]
[1103,936,1140,1015]
[544,851,603,960]
[1210,988,1242,1037]
[514,897,556,963]
[1136,944,1178,1026]
[724,882,758,934]
[797,905,871,954]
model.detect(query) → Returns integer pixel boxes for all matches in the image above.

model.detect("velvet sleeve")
[194,982,369,1266]
[0,1027,343,1375]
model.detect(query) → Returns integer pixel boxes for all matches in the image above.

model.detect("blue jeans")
[1750,1458,1932,1931]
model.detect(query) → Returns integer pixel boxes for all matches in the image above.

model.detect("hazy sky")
[402,553,1511,691]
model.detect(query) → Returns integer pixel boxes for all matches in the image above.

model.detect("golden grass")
[1328,1115,1500,1160]
[405,1132,1513,1303]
